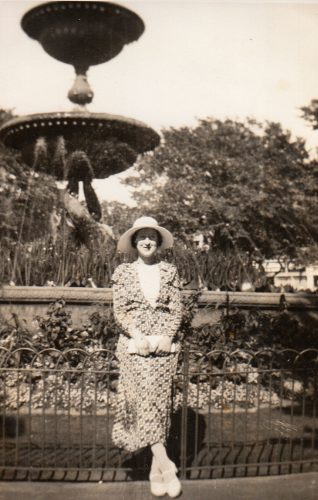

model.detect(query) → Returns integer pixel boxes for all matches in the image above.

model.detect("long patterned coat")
[111,260,183,452]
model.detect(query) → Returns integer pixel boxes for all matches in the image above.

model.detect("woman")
[111,216,183,498]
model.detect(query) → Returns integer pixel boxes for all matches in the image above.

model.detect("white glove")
[156,335,172,354]
[132,332,150,357]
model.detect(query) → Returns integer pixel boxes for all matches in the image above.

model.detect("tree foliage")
[101,200,139,238]
[301,99,318,131]
[125,118,318,262]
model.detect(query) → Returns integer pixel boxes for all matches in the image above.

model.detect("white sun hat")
[117,216,174,253]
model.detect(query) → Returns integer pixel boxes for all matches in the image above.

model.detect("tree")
[101,200,138,238]
[301,99,318,131]
[125,118,318,263]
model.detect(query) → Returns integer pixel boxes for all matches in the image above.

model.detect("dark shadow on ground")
[0,415,25,438]
[168,408,206,471]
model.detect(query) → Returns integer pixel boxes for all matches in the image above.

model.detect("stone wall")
[1,286,318,328]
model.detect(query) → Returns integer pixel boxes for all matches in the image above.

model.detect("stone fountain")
[0,1,160,219]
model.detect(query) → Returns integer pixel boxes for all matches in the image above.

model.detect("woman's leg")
[149,446,167,497]
[151,442,173,471]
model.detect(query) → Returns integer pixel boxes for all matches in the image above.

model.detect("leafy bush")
[0,298,317,412]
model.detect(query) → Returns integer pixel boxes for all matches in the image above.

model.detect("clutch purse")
[128,335,176,354]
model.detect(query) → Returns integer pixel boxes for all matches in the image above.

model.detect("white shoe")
[149,471,167,497]
[162,464,182,498]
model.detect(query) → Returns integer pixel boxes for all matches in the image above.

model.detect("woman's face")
[134,228,160,261]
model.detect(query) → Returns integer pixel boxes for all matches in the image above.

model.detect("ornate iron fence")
[0,347,317,481]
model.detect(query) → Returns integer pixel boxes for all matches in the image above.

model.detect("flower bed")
[1,297,317,414]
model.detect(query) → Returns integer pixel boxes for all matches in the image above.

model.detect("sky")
[1,0,318,205]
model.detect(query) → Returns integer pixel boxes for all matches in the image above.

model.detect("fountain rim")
[0,111,161,153]
[21,1,145,42]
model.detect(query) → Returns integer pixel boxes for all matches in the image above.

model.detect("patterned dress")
[111,260,183,452]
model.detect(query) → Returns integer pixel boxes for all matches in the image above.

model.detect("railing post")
[226,291,230,316]
[180,346,190,480]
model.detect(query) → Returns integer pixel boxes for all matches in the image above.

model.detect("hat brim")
[117,225,174,253]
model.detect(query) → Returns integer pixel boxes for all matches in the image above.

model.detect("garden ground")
[0,473,317,500]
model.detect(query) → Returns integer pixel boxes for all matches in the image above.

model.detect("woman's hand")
[133,333,150,357]
[156,335,172,354]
